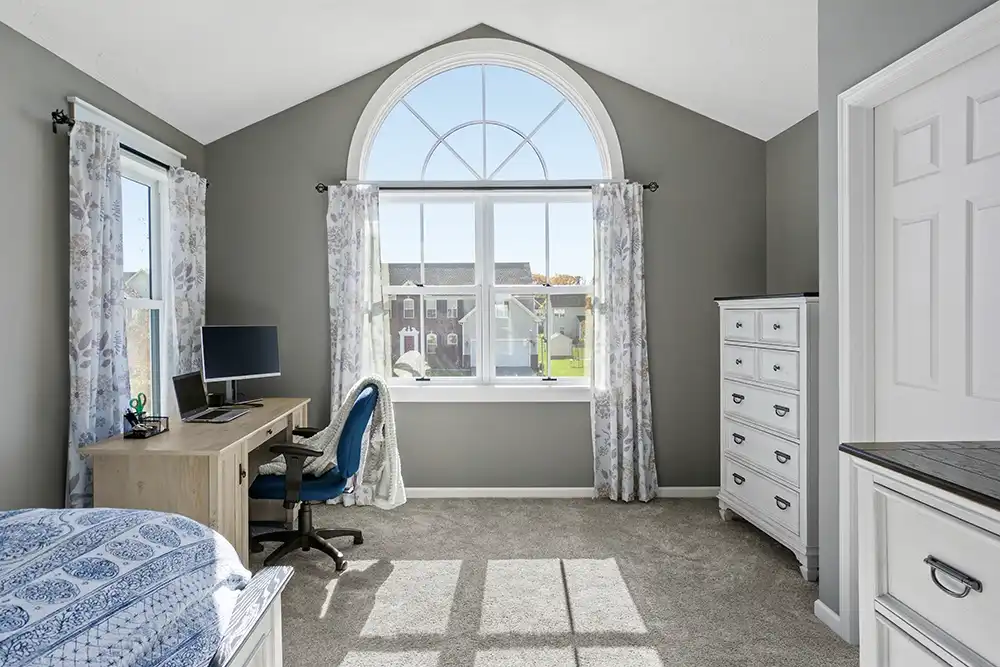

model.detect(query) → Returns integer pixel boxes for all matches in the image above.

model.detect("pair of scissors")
[130,392,147,415]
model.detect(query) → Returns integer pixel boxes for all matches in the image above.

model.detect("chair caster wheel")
[336,559,348,572]
[354,536,364,545]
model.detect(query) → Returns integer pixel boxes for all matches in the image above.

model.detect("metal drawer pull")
[735,321,743,329]
[774,450,791,464]
[774,496,790,511]
[732,393,745,404]
[735,358,743,366]
[773,322,781,330]
[732,433,745,445]
[773,404,790,417]
[773,364,781,372]
[732,473,745,485]
[924,556,982,598]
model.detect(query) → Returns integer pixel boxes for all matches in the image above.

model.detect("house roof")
[387,262,532,286]
[0,10,816,142]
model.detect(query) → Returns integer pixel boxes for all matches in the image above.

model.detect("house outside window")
[356,38,622,399]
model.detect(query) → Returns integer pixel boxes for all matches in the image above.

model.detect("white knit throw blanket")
[257,375,406,510]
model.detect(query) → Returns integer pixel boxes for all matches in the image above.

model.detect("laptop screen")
[173,371,208,417]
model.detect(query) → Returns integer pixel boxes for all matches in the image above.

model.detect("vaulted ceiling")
[0,0,817,144]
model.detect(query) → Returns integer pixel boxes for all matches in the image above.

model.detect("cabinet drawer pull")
[732,433,745,445]
[267,428,274,436]
[773,364,781,372]
[735,358,743,366]
[924,556,982,598]
[732,473,745,485]
[774,496,790,511]
[732,393,745,404]
[735,321,743,329]
[773,404,790,417]
[239,463,247,484]
[774,450,791,464]
[773,322,781,330]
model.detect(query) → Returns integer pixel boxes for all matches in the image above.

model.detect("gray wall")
[0,22,205,509]
[816,0,998,612]
[765,113,818,294]
[205,24,766,488]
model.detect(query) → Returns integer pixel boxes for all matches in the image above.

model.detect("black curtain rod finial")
[52,109,74,134]
[315,183,329,193]
[646,181,659,192]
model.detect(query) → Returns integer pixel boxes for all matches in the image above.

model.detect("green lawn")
[538,336,587,377]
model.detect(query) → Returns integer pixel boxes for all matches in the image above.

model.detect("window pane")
[426,294,475,378]
[434,124,483,179]
[494,294,544,378]
[485,65,563,136]
[122,177,152,298]
[493,203,545,285]
[390,295,424,377]
[548,202,594,285]
[492,144,546,180]
[366,103,437,181]
[404,65,482,137]
[125,307,160,413]
[485,124,523,178]
[530,102,604,180]
[424,202,476,283]
[546,294,591,378]
[380,202,421,285]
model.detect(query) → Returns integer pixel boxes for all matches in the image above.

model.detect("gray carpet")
[250,498,857,666]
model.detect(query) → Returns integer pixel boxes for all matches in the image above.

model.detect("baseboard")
[405,487,720,499]
[814,599,842,637]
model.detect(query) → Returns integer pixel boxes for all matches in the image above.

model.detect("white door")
[874,43,1000,440]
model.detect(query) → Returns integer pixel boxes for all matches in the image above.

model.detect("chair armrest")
[269,444,322,508]
[292,427,321,438]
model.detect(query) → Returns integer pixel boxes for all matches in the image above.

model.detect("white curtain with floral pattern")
[67,122,131,508]
[591,182,657,502]
[327,185,390,413]
[167,168,208,376]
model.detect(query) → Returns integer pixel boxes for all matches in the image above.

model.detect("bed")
[0,508,291,667]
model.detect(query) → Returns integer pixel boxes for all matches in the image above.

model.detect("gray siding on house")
[817,0,998,613]
[205,24,766,489]
[0,22,205,509]
[766,113,818,294]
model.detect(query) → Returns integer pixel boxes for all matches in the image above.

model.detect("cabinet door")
[216,441,249,564]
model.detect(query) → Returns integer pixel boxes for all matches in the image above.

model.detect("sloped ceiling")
[0,0,817,143]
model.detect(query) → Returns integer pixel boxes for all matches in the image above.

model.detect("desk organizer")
[124,415,170,439]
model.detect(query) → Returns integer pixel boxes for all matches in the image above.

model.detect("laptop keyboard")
[199,409,234,421]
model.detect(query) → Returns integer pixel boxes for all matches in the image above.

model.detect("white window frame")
[446,332,458,346]
[446,299,459,319]
[402,297,415,319]
[426,332,438,355]
[121,154,170,416]
[425,300,437,319]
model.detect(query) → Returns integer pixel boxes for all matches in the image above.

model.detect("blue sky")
[370,65,600,283]
[122,176,151,283]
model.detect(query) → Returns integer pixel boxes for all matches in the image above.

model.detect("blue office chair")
[249,385,378,570]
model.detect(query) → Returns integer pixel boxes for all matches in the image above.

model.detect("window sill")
[388,384,591,403]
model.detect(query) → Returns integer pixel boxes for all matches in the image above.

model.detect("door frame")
[833,2,1000,644]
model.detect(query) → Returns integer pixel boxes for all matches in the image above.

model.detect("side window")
[427,333,438,355]
[403,297,415,319]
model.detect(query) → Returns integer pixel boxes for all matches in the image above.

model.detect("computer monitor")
[201,325,280,383]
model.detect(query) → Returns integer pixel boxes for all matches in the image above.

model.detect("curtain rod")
[314,180,660,194]
[50,109,207,184]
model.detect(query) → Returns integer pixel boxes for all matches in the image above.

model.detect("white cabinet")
[716,295,819,580]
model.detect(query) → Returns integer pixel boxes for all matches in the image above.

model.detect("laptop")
[172,371,250,424]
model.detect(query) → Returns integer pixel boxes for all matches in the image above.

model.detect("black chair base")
[251,502,363,570]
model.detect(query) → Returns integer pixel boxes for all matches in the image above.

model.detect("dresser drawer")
[724,419,799,487]
[757,348,799,389]
[723,380,799,438]
[875,615,948,667]
[723,309,757,342]
[876,484,1000,666]
[759,309,799,346]
[724,458,799,534]
[723,345,756,380]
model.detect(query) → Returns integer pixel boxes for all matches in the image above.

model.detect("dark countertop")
[840,441,1000,512]
[715,292,818,302]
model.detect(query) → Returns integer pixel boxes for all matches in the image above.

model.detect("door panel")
[874,43,1000,440]
[216,441,249,565]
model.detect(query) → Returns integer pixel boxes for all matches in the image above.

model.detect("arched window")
[356,39,618,393]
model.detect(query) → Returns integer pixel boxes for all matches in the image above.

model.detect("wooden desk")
[86,398,309,564]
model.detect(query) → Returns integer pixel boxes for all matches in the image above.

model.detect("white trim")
[391,384,590,403]
[406,487,720,499]
[68,97,186,167]
[835,2,1000,646]
[347,37,624,181]
[814,600,841,635]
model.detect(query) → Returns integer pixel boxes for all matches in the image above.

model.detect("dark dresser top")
[840,441,1000,512]
[715,292,818,302]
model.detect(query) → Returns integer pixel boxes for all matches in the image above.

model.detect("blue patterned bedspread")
[0,508,252,667]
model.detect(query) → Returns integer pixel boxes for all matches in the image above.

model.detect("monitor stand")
[225,379,263,408]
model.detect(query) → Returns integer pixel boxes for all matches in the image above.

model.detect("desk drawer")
[723,380,799,438]
[724,419,799,487]
[876,484,1000,666]
[724,458,799,534]
[244,416,288,453]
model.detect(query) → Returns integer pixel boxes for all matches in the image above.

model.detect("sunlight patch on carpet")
[479,559,571,635]
[563,558,647,634]
[578,647,663,666]
[360,560,462,637]
[473,648,575,667]
[320,559,379,619]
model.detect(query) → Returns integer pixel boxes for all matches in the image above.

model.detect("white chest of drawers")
[716,295,819,580]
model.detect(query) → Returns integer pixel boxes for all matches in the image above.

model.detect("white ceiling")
[0,0,817,144]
